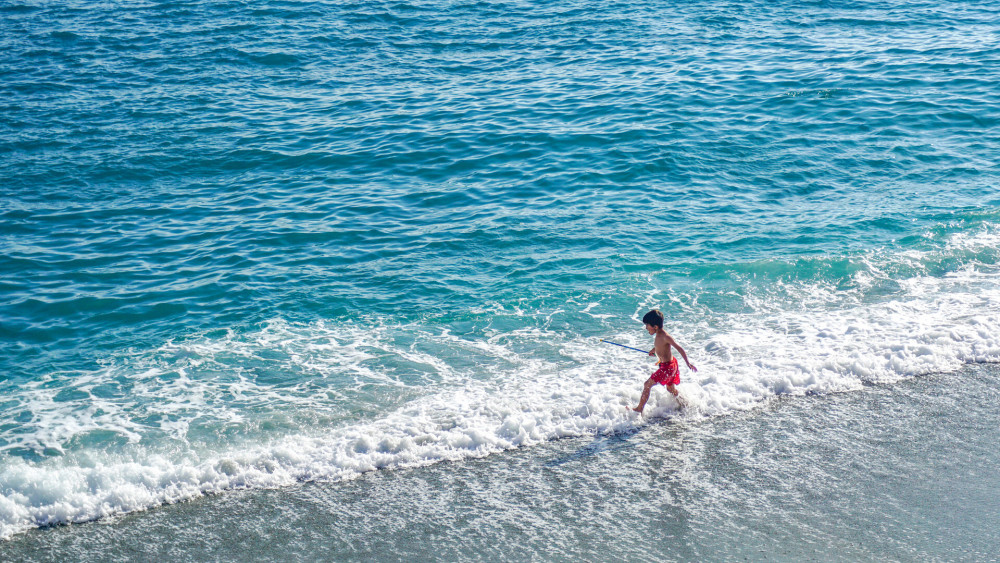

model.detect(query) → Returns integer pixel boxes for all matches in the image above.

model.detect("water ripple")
[2,0,999,386]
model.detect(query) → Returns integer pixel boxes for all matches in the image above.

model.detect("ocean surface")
[1,0,998,559]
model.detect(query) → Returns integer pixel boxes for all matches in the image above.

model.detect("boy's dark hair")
[642,309,664,328]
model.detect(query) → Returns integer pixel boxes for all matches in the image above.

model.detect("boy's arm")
[665,335,697,371]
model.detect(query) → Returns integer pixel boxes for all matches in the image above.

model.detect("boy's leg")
[631,378,655,412]
[666,384,685,408]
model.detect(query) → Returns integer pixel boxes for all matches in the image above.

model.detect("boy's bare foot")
[630,406,643,413]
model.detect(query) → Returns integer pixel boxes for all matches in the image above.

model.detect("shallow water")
[2,0,999,550]
[4,364,998,561]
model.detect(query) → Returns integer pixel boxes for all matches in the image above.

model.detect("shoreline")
[3,362,998,561]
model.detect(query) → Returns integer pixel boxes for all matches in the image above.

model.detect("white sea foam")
[2,229,999,540]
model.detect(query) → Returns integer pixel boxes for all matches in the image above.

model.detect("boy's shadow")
[544,430,638,467]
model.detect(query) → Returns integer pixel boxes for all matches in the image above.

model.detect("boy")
[630,309,696,413]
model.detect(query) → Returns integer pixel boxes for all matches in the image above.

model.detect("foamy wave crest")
[2,226,999,539]
[0,355,636,539]
[679,225,1000,410]
[685,269,1000,411]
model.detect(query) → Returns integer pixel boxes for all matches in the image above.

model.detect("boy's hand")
[648,350,656,356]
[687,362,698,372]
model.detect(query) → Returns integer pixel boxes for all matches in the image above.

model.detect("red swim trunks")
[650,358,680,386]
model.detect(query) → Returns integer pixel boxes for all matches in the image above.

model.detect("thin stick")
[599,339,648,354]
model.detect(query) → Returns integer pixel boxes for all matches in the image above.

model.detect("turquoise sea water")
[2,0,999,557]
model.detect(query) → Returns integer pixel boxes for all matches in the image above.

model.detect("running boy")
[630,309,696,413]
